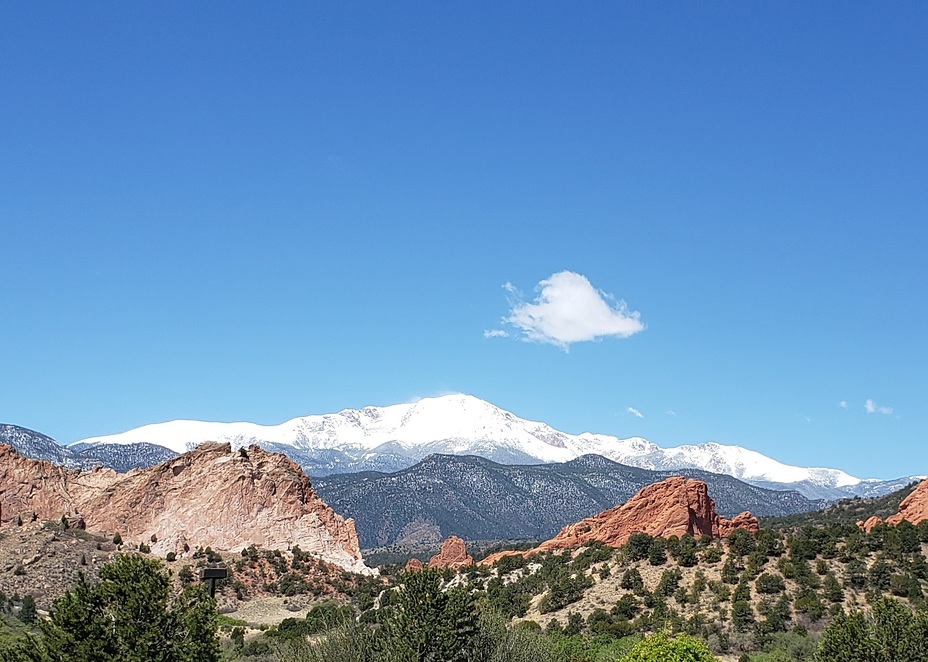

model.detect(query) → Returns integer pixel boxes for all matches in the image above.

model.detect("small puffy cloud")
[483,329,508,338]
[627,406,644,419]
[865,399,893,415]
[666,410,677,417]
[838,401,848,409]
[496,271,644,349]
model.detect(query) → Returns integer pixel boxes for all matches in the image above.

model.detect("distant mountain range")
[62,394,920,500]
[312,453,822,548]
[0,424,86,467]
[0,424,176,473]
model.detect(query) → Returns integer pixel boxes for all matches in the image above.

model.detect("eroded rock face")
[537,476,753,552]
[887,478,928,526]
[858,515,882,533]
[717,511,760,538]
[479,476,757,564]
[0,443,373,574]
[428,535,473,570]
[859,478,928,532]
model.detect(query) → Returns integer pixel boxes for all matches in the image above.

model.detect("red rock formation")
[858,515,882,533]
[858,478,928,532]
[480,549,522,566]
[404,557,424,572]
[428,535,473,570]
[717,512,760,537]
[0,443,373,574]
[537,477,753,552]
[479,476,757,564]
[887,478,928,527]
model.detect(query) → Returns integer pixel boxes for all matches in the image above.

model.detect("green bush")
[29,553,219,661]
[620,631,718,661]
[814,598,928,662]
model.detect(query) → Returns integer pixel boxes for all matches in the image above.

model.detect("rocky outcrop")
[428,535,473,570]
[858,515,882,533]
[858,478,928,532]
[887,478,928,526]
[0,443,373,575]
[536,477,755,552]
[717,511,760,537]
[404,557,424,572]
[480,476,757,564]
[403,536,475,573]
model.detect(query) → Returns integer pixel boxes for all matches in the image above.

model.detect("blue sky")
[2,3,926,480]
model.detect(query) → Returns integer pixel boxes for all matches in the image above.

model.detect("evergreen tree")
[620,567,644,592]
[33,554,219,662]
[19,595,37,625]
[386,568,477,661]
[814,598,928,662]
[823,572,844,603]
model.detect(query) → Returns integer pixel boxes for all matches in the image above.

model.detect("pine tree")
[386,568,477,661]
[19,595,37,625]
[34,554,220,662]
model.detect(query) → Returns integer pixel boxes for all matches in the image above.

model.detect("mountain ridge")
[312,452,821,548]
[64,394,919,499]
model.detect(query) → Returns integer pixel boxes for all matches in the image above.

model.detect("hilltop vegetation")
[762,481,921,531]
[2,483,927,661]
[223,491,928,661]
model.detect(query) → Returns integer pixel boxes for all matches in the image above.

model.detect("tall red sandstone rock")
[428,535,473,570]
[480,476,758,564]
[859,478,928,532]
[0,443,373,574]
[537,476,757,552]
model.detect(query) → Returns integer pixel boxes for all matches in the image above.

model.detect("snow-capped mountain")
[0,423,177,472]
[0,424,84,467]
[69,394,914,499]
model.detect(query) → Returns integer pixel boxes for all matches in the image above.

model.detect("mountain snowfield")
[72,394,879,495]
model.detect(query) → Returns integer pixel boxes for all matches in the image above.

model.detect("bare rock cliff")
[0,443,373,574]
[481,476,758,564]
[537,476,757,552]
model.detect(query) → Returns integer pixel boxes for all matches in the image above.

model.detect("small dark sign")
[200,568,229,580]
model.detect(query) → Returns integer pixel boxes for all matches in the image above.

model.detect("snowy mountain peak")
[71,393,874,494]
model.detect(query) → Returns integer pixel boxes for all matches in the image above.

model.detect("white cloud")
[864,399,893,415]
[838,401,848,409]
[483,329,508,338]
[666,410,677,417]
[626,406,644,419]
[498,271,644,349]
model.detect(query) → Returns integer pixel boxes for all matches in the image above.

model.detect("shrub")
[34,554,219,661]
[756,573,786,594]
[622,631,719,661]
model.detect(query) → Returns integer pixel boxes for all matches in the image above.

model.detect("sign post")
[199,567,228,599]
